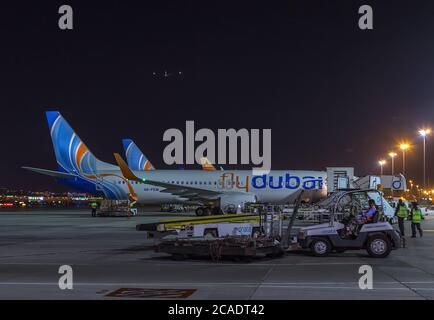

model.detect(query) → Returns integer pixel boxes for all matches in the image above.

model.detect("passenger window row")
[117,180,218,186]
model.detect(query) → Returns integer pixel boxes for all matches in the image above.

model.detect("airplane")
[122,138,219,172]
[23,111,327,216]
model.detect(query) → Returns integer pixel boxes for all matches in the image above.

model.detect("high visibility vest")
[412,209,423,223]
[91,202,97,209]
[397,205,408,218]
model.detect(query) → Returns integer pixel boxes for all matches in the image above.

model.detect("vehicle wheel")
[366,235,391,258]
[310,238,331,257]
[204,207,211,216]
[195,207,205,216]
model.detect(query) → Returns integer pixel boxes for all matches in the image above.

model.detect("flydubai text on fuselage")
[63,169,326,204]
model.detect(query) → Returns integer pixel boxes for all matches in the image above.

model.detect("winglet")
[113,153,142,182]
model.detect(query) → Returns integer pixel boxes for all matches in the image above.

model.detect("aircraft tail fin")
[122,138,155,171]
[45,111,117,175]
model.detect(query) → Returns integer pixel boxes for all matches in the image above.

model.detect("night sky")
[1,0,434,191]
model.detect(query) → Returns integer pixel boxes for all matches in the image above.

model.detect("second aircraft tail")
[122,138,155,171]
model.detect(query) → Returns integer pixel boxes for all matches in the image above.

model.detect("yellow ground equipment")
[136,213,259,237]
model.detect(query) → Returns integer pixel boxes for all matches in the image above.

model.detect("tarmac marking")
[0,282,423,292]
[149,262,368,267]
[0,281,432,286]
[0,261,372,267]
[249,260,276,299]
[0,262,94,265]
[362,256,432,300]
[105,288,196,299]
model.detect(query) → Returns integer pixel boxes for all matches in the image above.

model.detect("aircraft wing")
[22,166,77,179]
[113,153,223,201]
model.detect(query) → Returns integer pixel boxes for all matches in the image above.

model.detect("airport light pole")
[388,152,397,175]
[419,129,431,189]
[388,152,397,197]
[378,160,386,176]
[400,143,410,176]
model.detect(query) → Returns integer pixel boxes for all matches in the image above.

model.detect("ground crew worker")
[395,199,408,236]
[90,201,98,217]
[363,199,378,223]
[409,202,424,238]
[354,200,378,230]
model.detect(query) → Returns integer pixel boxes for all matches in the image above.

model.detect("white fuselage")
[98,169,327,204]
